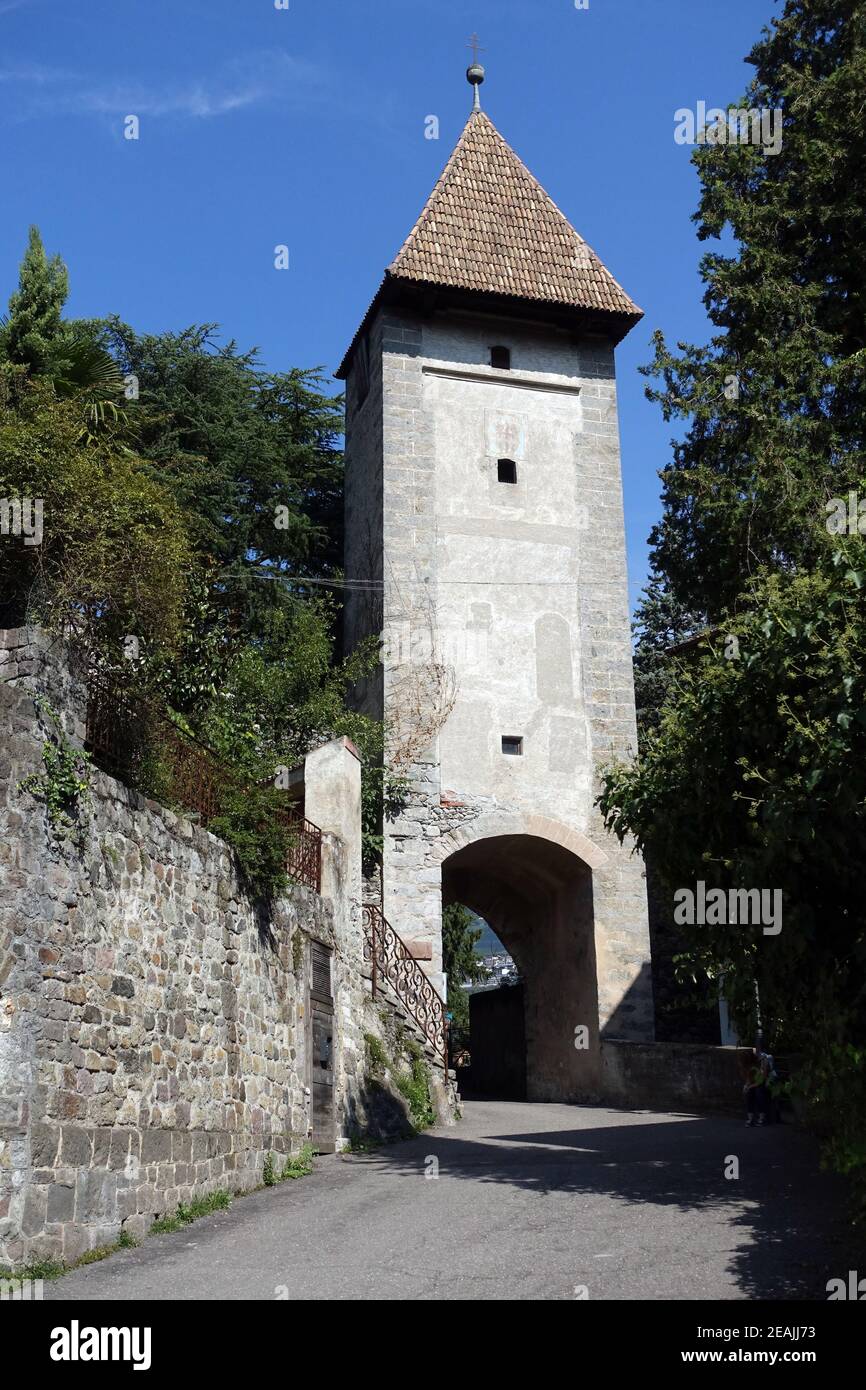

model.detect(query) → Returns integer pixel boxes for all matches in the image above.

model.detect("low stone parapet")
[601,1039,749,1112]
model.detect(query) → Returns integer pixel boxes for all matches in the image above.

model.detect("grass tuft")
[281,1144,315,1180]
[151,1188,232,1235]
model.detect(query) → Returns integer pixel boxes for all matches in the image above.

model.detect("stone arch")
[440,814,608,1101]
[433,809,609,873]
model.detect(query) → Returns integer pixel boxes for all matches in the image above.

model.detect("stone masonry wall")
[0,671,331,1268]
[0,631,455,1269]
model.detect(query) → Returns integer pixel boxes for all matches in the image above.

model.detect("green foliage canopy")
[0,237,380,905]
[601,0,866,1207]
[643,0,866,622]
[101,319,345,640]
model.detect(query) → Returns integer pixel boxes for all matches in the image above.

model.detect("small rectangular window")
[497,458,518,485]
[490,345,511,370]
[501,736,523,756]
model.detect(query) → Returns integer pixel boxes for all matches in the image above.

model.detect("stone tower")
[339,88,654,1099]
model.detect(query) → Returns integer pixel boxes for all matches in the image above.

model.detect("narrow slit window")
[501,735,523,756]
[490,345,511,370]
[497,458,518,485]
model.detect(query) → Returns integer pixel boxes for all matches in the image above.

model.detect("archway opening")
[443,906,520,1091]
[442,833,600,1102]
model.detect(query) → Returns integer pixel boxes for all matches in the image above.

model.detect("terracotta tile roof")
[387,110,641,319]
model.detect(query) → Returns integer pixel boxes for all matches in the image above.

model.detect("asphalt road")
[45,1100,857,1301]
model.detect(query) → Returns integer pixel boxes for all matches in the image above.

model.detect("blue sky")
[0,0,779,611]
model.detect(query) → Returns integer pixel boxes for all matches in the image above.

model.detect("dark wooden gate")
[468,983,527,1099]
[309,940,335,1152]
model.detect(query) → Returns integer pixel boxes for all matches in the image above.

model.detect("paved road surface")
[45,1100,856,1301]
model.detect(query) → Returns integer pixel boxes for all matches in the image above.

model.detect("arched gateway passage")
[440,823,606,1102]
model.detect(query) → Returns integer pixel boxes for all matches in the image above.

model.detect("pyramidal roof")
[338,108,641,376]
[388,109,641,317]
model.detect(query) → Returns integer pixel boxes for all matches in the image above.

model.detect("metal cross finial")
[468,33,484,65]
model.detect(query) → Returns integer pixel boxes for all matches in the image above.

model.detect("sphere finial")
[466,33,485,111]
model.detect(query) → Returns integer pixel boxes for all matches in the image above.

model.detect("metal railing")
[277,805,322,895]
[160,723,225,828]
[85,687,153,783]
[86,692,322,894]
[362,903,447,1069]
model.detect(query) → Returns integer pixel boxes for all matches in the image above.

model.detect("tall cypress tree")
[0,226,68,375]
[644,0,866,622]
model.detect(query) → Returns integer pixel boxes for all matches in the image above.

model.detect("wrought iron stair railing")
[362,903,447,1069]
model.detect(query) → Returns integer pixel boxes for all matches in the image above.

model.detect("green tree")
[0,226,68,374]
[101,319,345,639]
[92,323,381,893]
[602,549,866,1035]
[443,904,489,1033]
[600,0,866,1207]
[643,0,866,623]
[600,548,866,1203]
[632,576,703,741]
[0,368,192,651]
[0,232,383,905]
[0,227,125,435]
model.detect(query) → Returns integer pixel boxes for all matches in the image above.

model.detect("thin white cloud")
[0,1,32,15]
[73,80,268,119]
[0,63,78,84]
[0,50,325,120]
